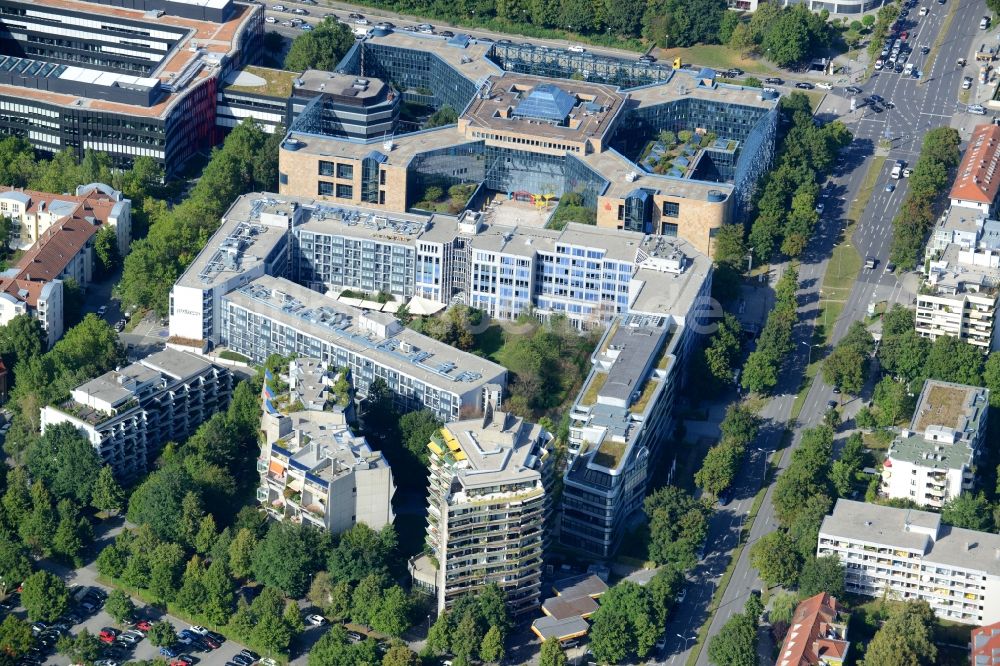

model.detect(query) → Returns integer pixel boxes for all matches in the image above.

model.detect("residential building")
[40,348,232,481]
[776,592,850,666]
[0,0,263,176]
[410,392,554,615]
[780,0,890,15]
[950,124,1000,215]
[880,379,989,508]
[916,254,999,351]
[558,241,712,558]
[0,183,132,254]
[257,358,395,534]
[0,276,62,348]
[817,499,1000,625]
[972,621,1000,665]
[277,31,779,258]
[219,274,506,422]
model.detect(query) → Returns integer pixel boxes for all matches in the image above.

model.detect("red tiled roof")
[0,186,119,222]
[0,219,99,306]
[777,593,849,666]
[972,621,1000,664]
[950,124,1000,205]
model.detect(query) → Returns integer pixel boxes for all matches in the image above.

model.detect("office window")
[336,184,354,199]
[337,163,354,179]
[279,172,288,185]
[318,181,333,196]
[662,223,678,237]
[319,160,335,177]
[662,201,680,218]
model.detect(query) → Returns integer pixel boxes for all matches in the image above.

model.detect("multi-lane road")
[657,0,992,663]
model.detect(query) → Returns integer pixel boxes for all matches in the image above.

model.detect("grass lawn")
[472,324,504,361]
[659,45,777,76]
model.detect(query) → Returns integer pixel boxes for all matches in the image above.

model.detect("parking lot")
[6,580,264,666]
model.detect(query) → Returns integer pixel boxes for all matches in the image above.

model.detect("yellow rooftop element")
[442,429,462,452]
[428,441,444,457]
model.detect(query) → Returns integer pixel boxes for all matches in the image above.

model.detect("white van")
[981,16,990,29]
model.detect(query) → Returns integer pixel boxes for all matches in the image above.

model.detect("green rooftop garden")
[580,372,608,406]
[593,439,627,469]
[225,66,299,98]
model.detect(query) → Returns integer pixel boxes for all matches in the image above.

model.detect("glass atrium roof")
[512,83,576,122]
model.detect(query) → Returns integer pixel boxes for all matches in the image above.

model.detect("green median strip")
[685,457,774,666]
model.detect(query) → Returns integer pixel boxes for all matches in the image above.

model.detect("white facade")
[818,499,1000,625]
[915,286,998,350]
[2,280,67,347]
[41,349,232,480]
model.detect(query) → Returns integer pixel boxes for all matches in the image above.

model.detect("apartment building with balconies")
[880,379,989,508]
[40,348,232,481]
[410,391,554,616]
[257,358,395,534]
[818,499,1000,625]
[915,269,998,351]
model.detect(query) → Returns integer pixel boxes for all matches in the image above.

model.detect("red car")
[135,621,152,631]
[901,30,909,40]
[99,632,116,644]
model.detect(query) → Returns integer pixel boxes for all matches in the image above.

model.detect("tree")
[327,523,397,584]
[864,601,937,666]
[821,344,867,395]
[148,621,177,648]
[0,541,32,597]
[253,521,321,597]
[19,481,56,555]
[424,105,459,129]
[52,502,90,566]
[127,465,195,542]
[588,581,658,662]
[20,570,69,622]
[538,638,568,666]
[941,492,993,531]
[284,17,356,71]
[695,441,741,498]
[24,422,102,505]
[252,612,292,656]
[382,644,421,666]
[94,225,121,276]
[644,486,711,570]
[924,335,984,386]
[479,625,505,664]
[0,314,44,380]
[749,531,801,588]
[371,584,411,637]
[797,555,845,597]
[398,409,443,464]
[148,542,186,603]
[0,615,33,657]
[985,353,1000,409]
[56,628,101,664]
[228,527,258,580]
[105,589,136,624]
[91,465,125,515]
[707,611,757,666]
[96,543,128,580]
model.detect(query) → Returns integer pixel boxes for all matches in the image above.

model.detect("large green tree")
[797,555,845,597]
[20,570,69,622]
[707,610,757,666]
[284,17,355,71]
[864,601,937,666]
[25,422,102,505]
[749,531,801,588]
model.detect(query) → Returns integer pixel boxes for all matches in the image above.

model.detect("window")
[662,201,680,218]
[617,205,624,221]
[319,160,335,177]
[662,223,678,237]
[337,163,354,179]
[336,184,354,199]
[318,181,333,196]
[279,172,288,185]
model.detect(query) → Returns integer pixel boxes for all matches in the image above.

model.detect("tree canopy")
[284,17,355,71]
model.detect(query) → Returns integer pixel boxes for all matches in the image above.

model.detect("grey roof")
[531,615,589,641]
[552,573,608,598]
[0,191,30,205]
[600,320,666,403]
[140,348,215,382]
[982,219,1000,250]
[819,499,938,553]
[886,431,973,471]
[441,409,548,491]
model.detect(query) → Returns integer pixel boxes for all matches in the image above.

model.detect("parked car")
[134,621,152,632]
[188,627,208,636]
[160,647,180,658]
[305,614,327,627]
[347,631,364,643]
[239,650,260,662]
[816,82,833,90]
[763,77,783,85]
[204,631,225,644]
[231,655,254,666]
[969,104,987,115]
[794,81,814,89]
[178,656,197,665]
[885,182,895,192]
[845,85,862,95]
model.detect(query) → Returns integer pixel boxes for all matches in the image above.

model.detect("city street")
[658,0,991,663]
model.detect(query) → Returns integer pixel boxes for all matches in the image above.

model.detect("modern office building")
[410,391,554,615]
[776,593,850,666]
[818,499,1000,625]
[276,30,779,257]
[559,241,712,557]
[0,0,263,176]
[880,379,989,508]
[257,357,395,534]
[40,348,233,480]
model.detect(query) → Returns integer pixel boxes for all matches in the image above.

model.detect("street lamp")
[801,340,816,365]
[677,634,697,651]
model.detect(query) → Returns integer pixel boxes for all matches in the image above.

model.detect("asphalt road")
[652,1,991,664]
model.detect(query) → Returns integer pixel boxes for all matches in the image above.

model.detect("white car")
[919,5,928,14]
[188,626,209,636]
[264,16,276,23]
[567,45,586,53]
[305,614,327,627]
[816,82,833,90]
[815,202,825,214]
[969,104,987,115]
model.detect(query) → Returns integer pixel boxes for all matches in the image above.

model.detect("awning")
[268,460,285,476]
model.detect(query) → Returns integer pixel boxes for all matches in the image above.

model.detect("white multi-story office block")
[41,349,232,480]
[257,358,395,534]
[818,499,1000,625]
[411,392,554,616]
[881,380,989,508]
[219,274,506,422]
[915,271,998,351]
